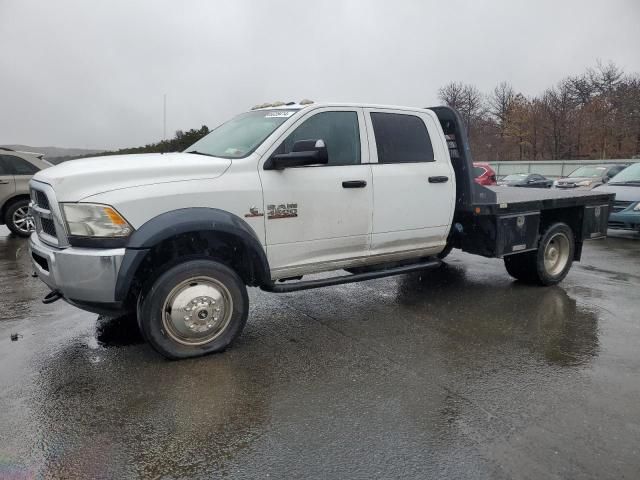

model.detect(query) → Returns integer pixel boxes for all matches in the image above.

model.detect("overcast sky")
[1,0,639,149]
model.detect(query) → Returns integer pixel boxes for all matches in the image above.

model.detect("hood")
[556,176,600,185]
[32,152,232,201]
[595,184,640,202]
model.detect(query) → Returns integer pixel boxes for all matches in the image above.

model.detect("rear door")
[365,108,455,258]
[7,155,39,194]
[0,156,17,215]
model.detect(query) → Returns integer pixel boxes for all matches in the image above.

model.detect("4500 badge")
[267,203,298,219]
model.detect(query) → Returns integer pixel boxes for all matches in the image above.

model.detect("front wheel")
[504,222,575,286]
[5,199,35,237]
[138,259,249,359]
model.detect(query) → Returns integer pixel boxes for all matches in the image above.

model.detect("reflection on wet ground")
[0,229,639,479]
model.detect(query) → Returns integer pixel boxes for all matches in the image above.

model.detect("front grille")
[34,190,50,210]
[608,221,635,230]
[41,218,57,237]
[30,184,67,247]
[612,201,633,212]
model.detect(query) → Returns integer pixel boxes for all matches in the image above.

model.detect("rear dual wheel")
[138,259,249,359]
[504,222,574,286]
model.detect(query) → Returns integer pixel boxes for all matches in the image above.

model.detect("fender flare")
[114,208,271,301]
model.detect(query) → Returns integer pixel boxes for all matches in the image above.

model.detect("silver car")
[0,148,51,236]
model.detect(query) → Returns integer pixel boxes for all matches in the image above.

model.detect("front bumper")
[608,211,640,231]
[29,233,126,311]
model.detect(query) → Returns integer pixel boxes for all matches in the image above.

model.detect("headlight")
[633,203,640,212]
[575,180,593,187]
[61,203,133,237]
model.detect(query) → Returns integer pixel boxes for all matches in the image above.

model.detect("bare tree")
[438,81,483,132]
[489,81,515,125]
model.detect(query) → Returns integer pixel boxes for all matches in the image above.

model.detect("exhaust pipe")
[42,290,63,304]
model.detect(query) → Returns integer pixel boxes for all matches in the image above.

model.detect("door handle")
[0,180,10,184]
[428,176,449,183]
[342,180,367,188]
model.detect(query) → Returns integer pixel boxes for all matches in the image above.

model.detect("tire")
[4,199,35,237]
[138,259,249,359]
[504,222,575,286]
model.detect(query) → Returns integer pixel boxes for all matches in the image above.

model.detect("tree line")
[50,125,211,163]
[438,61,640,162]
[53,62,639,163]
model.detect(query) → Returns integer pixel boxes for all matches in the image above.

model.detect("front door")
[259,108,372,279]
[364,108,456,258]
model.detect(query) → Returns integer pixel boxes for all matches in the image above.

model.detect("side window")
[281,111,360,166]
[3,155,39,175]
[0,157,10,175]
[370,112,434,163]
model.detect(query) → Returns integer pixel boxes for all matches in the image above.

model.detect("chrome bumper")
[29,233,125,304]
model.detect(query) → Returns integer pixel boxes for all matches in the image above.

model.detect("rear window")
[370,112,434,163]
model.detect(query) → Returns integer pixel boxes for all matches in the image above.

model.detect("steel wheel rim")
[543,232,570,276]
[12,206,35,234]
[162,276,233,346]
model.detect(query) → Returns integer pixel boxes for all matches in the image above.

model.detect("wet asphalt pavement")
[0,226,639,479]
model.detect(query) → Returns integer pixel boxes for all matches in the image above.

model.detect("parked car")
[595,162,640,232]
[473,162,497,186]
[553,164,628,190]
[497,173,553,188]
[28,103,613,359]
[0,148,51,236]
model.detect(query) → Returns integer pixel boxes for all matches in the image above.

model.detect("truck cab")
[29,103,613,359]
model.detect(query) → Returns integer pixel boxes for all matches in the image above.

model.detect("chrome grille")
[41,217,57,237]
[30,182,68,247]
[35,190,50,210]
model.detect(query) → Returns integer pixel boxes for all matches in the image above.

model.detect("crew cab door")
[364,108,455,257]
[259,108,372,279]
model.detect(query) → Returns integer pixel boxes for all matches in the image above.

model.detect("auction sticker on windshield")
[265,111,295,118]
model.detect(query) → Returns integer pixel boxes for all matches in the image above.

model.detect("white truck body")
[28,102,613,359]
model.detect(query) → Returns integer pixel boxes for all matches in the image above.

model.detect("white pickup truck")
[29,103,614,359]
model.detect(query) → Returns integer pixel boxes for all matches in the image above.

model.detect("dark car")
[473,162,497,186]
[553,164,628,190]
[595,162,640,232]
[497,173,553,188]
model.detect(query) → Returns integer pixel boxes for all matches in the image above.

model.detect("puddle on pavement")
[395,264,600,367]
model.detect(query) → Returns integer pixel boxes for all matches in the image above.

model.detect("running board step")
[262,259,442,293]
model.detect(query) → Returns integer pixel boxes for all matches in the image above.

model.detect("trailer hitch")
[43,290,63,304]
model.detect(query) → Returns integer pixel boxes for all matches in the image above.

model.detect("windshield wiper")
[186,150,216,157]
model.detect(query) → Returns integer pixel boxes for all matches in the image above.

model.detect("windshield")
[503,174,528,181]
[568,166,608,178]
[185,110,298,158]
[609,163,640,183]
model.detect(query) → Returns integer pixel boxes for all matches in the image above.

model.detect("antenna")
[163,94,167,140]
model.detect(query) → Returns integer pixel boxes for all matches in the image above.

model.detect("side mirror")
[603,176,610,183]
[264,139,328,170]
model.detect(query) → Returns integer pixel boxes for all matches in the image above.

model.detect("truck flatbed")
[475,186,612,215]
